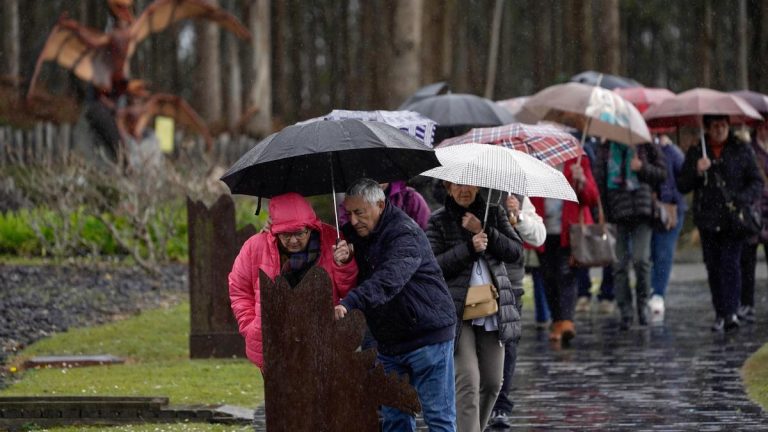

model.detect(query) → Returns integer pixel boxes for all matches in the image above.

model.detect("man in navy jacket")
[334,177,457,432]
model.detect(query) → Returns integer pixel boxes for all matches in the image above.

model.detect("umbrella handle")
[483,188,492,230]
[330,153,341,239]
[699,127,708,186]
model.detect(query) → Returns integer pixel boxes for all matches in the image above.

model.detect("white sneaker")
[575,296,591,313]
[648,295,665,323]
[597,299,616,315]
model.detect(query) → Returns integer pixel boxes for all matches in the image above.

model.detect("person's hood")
[386,180,407,197]
[268,193,322,234]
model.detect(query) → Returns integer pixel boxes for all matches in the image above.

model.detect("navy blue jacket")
[341,202,456,356]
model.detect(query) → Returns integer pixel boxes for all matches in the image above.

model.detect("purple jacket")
[338,181,431,229]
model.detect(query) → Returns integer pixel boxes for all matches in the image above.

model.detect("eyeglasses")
[277,229,309,241]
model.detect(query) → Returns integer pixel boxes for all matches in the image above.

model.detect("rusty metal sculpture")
[260,266,422,431]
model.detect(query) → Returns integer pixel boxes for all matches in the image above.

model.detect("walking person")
[649,134,687,323]
[739,121,768,323]
[531,156,600,345]
[426,182,523,432]
[335,178,457,432]
[488,194,545,428]
[592,139,667,330]
[678,115,763,331]
[228,192,358,372]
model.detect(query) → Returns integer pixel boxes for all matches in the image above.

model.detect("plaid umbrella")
[519,82,651,146]
[300,109,437,147]
[436,123,583,167]
[421,144,577,203]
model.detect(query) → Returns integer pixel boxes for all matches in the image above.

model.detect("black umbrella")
[569,70,642,90]
[220,119,439,232]
[397,81,450,110]
[403,93,516,143]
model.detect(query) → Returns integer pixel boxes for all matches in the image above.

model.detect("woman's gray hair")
[346,178,385,205]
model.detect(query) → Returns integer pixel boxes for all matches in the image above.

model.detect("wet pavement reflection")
[486,278,768,431]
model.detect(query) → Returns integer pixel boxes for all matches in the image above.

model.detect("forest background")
[2,0,767,139]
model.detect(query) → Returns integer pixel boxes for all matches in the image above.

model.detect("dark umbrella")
[404,93,515,143]
[397,81,450,110]
[570,70,642,90]
[220,119,439,232]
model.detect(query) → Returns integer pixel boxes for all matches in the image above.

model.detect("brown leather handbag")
[569,196,617,268]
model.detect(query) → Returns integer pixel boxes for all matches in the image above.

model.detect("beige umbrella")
[519,82,652,146]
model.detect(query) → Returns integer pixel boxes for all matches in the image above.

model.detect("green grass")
[2,302,263,431]
[743,342,768,411]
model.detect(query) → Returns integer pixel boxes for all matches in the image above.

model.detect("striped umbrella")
[437,123,583,167]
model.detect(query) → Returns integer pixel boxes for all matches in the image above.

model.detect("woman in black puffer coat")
[427,182,523,432]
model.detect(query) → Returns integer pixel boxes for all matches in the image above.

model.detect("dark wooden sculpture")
[261,266,422,431]
[187,195,256,358]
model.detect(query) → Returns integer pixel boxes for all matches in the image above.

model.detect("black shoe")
[711,317,725,332]
[488,409,512,428]
[620,316,632,331]
[738,305,756,323]
[637,308,648,326]
[724,314,740,331]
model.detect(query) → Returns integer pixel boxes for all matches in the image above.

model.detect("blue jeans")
[532,268,550,322]
[378,340,456,432]
[650,213,684,297]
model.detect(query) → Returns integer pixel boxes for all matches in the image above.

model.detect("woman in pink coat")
[228,192,358,370]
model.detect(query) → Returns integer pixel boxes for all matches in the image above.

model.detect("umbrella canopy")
[643,88,764,128]
[404,93,515,128]
[300,109,438,147]
[519,82,652,145]
[221,119,439,198]
[397,81,450,110]
[495,96,529,119]
[420,144,577,202]
[437,123,583,167]
[729,90,768,117]
[613,87,676,114]
[570,70,642,89]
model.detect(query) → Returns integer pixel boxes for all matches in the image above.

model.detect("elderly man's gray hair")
[346,178,385,205]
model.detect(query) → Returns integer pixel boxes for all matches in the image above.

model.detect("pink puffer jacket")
[228,193,358,369]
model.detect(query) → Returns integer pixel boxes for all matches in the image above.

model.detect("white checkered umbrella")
[300,109,437,147]
[421,143,577,202]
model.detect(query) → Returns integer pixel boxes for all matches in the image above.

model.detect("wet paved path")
[498,263,768,431]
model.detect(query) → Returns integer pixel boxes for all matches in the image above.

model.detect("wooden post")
[187,194,256,358]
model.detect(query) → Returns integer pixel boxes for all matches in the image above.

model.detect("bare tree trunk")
[195,1,223,127]
[484,0,504,99]
[598,0,620,75]
[575,0,593,71]
[4,0,20,80]
[736,0,748,90]
[421,4,445,84]
[225,29,243,129]
[391,0,423,108]
[441,0,456,80]
[532,0,552,90]
[698,0,713,88]
[246,0,272,136]
[551,0,564,82]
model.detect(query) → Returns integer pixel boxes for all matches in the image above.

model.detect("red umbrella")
[643,88,763,128]
[729,90,768,117]
[437,123,583,167]
[613,87,675,114]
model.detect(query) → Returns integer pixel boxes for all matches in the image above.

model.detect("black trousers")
[538,235,577,322]
[740,241,768,308]
[700,229,744,318]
